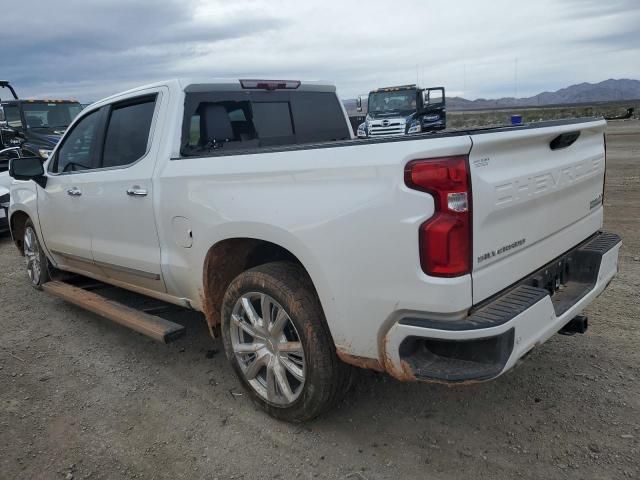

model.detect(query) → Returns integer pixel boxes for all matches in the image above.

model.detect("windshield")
[368,90,417,114]
[22,102,82,129]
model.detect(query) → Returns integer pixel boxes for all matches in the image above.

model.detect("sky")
[1,0,639,102]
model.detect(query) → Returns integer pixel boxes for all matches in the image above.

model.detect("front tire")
[23,220,50,288]
[221,262,351,422]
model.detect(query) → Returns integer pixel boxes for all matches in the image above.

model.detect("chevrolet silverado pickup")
[8,79,621,421]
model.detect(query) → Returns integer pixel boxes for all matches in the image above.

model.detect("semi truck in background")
[0,80,82,159]
[356,84,446,138]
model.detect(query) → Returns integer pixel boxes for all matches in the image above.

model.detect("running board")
[42,281,186,343]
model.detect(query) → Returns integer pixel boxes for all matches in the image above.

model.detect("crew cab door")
[85,89,166,292]
[38,108,105,276]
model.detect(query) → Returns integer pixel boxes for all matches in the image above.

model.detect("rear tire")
[221,261,352,422]
[23,219,50,289]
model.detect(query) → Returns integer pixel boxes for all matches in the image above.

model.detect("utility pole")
[464,64,467,98]
[514,58,519,99]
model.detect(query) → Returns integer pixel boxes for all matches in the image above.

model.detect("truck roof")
[89,78,337,109]
[371,84,418,93]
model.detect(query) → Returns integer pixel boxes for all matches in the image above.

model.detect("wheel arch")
[200,237,333,339]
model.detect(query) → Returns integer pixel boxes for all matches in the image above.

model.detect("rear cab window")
[181,89,350,156]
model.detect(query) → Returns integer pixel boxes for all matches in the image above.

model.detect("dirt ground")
[1,121,639,480]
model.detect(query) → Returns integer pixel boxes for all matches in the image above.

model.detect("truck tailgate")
[468,119,607,303]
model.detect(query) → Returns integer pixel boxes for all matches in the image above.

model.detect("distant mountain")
[343,79,640,114]
[448,79,640,110]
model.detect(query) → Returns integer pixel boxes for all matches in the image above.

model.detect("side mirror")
[356,96,363,112]
[9,156,47,188]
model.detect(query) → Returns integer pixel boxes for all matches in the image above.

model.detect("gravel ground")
[1,121,638,480]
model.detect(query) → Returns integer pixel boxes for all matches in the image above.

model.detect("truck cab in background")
[356,84,446,138]
[0,81,82,160]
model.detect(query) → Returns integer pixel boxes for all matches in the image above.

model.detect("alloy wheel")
[230,292,306,406]
[23,226,42,285]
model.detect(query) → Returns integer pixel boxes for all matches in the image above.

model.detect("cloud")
[557,0,640,19]
[1,0,287,99]
[2,0,639,102]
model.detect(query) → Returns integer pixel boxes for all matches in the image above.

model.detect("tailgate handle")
[550,131,580,150]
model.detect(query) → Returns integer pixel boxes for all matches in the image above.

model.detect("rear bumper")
[382,231,621,383]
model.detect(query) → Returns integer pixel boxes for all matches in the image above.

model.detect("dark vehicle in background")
[0,81,82,159]
[0,147,29,234]
[356,84,446,137]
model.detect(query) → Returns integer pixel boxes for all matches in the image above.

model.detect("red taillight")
[405,156,472,277]
[239,79,301,90]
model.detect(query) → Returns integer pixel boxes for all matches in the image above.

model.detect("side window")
[3,105,22,129]
[53,110,101,173]
[102,96,156,168]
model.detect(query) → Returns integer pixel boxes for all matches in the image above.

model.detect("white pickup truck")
[8,79,621,421]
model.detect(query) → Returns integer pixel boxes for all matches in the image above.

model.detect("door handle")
[126,186,148,197]
[66,187,82,196]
